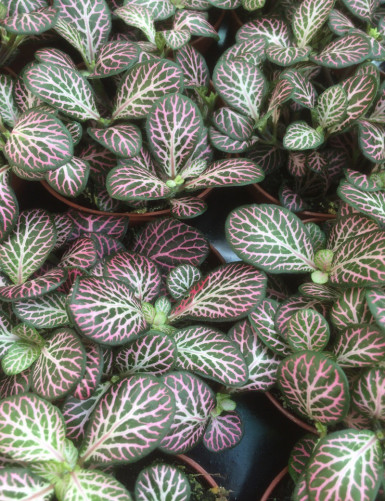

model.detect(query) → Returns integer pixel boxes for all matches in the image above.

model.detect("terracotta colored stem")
[265,392,318,435]
[176,454,219,489]
[260,466,288,501]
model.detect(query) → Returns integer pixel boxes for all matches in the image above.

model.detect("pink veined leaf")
[53,213,74,250]
[45,156,90,198]
[286,308,330,352]
[135,464,190,501]
[0,268,67,303]
[89,40,139,78]
[236,17,291,47]
[112,59,184,121]
[208,0,241,8]
[288,151,307,177]
[341,0,379,21]
[130,218,209,273]
[61,468,133,500]
[316,84,348,128]
[0,169,18,243]
[55,0,111,65]
[167,264,201,300]
[2,6,57,35]
[122,0,175,21]
[66,121,83,146]
[278,351,350,424]
[171,325,248,387]
[169,262,266,323]
[288,434,318,483]
[184,158,264,190]
[279,184,308,212]
[311,33,370,68]
[226,204,316,273]
[327,214,379,253]
[366,288,385,331]
[330,230,385,286]
[63,381,110,444]
[0,74,18,127]
[209,127,253,154]
[90,233,125,259]
[344,408,372,430]
[79,375,174,465]
[160,371,215,454]
[344,169,382,192]
[1,341,41,376]
[0,468,54,500]
[307,429,382,501]
[218,37,266,66]
[328,9,355,36]
[59,237,98,270]
[106,161,172,201]
[292,0,335,48]
[283,121,324,150]
[249,299,291,357]
[337,181,385,226]
[69,276,147,345]
[67,210,128,239]
[266,45,310,66]
[115,332,176,376]
[4,109,73,173]
[104,252,162,302]
[14,69,43,115]
[0,393,67,463]
[369,81,385,122]
[174,10,218,40]
[333,324,385,368]
[0,209,56,285]
[203,411,243,452]
[80,143,117,181]
[283,70,317,110]
[212,108,254,142]
[299,282,339,302]
[13,291,69,329]
[331,287,375,331]
[213,60,267,121]
[228,319,280,392]
[275,296,328,339]
[24,64,101,122]
[329,74,377,134]
[161,28,191,50]
[0,311,15,358]
[114,5,156,44]
[352,367,385,421]
[0,370,30,398]
[88,124,142,159]
[170,197,207,219]
[175,44,210,88]
[35,47,76,69]
[30,328,86,401]
[358,120,385,162]
[11,166,44,182]
[73,341,103,400]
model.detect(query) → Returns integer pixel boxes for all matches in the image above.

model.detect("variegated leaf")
[160,371,214,453]
[278,351,350,424]
[299,283,339,301]
[167,265,201,300]
[0,370,30,398]
[327,214,379,253]
[0,169,18,243]
[311,33,370,68]
[79,375,173,464]
[333,325,385,368]
[337,181,385,226]
[2,6,57,35]
[55,0,111,65]
[213,60,266,122]
[88,124,142,158]
[1,342,41,376]
[330,230,385,286]
[59,237,97,270]
[307,430,382,501]
[131,218,209,273]
[123,0,175,21]
[366,288,385,331]
[249,299,291,357]
[0,75,18,127]
[266,46,310,66]
[331,287,374,331]
[229,319,280,391]
[24,64,101,121]
[115,332,176,376]
[61,469,133,501]
[135,464,189,501]
[114,5,156,44]
[69,276,146,345]
[226,204,316,273]
[161,29,191,50]
[352,367,385,420]
[328,9,355,36]
[283,122,324,150]
[112,60,183,121]
[13,292,69,329]
[344,169,381,192]
[68,210,128,239]
[212,108,254,142]
[45,157,90,198]
[171,325,248,386]
[292,0,335,48]
[275,296,327,339]
[175,44,209,88]
[218,38,266,67]
[0,209,56,285]
[0,468,54,501]
[73,342,103,400]
[184,158,264,190]
[279,184,307,212]
[236,17,290,47]
[287,309,329,352]
[0,393,67,463]
[283,71,316,110]
[316,85,348,129]
[35,47,76,69]
[203,412,243,452]
[0,268,66,303]
[4,110,73,173]
[89,40,139,79]
[341,0,379,21]
[170,197,207,219]
[104,252,161,302]
[30,328,86,400]
[169,263,266,323]
[358,121,385,162]
[66,122,83,146]
[289,434,318,483]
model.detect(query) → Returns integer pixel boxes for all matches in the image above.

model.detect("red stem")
[176,454,219,489]
[265,392,318,435]
[260,466,288,501]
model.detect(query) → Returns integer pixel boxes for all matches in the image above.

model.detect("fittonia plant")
[209,0,385,214]
[225,202,385,499]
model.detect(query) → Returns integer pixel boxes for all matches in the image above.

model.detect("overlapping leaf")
[135,464,190,501]
[89,40,139,79]
[45,157,90,198]
[292,0,335,48]
[203,412,243,452]
[13,291,69,329]
[0,468,54,501]
[333,325,385,368]
[283,122,324,150]
[88,124,142,159]
[331,287,374,331]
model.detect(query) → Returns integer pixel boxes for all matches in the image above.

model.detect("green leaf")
[0,468,54,501]
[292,0,335,48]
[283,122,324,150]
[1,341,41,375]
[115,5,156,44]
[316,85,348,129]
[135,464,190,501]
